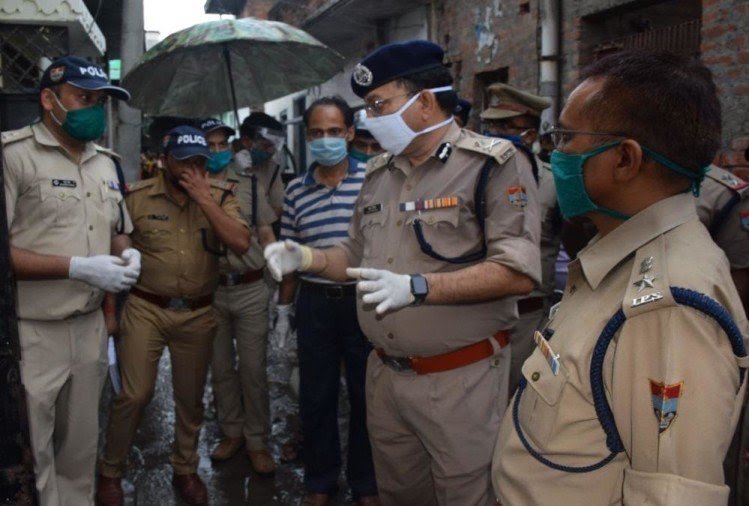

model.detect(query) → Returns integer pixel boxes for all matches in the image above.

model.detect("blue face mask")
[206,149,232,173]
[483,131,524,145]
[250,148,273,165]
[551,142,707,221]
[349,148,373,163]
[309,137,348,166]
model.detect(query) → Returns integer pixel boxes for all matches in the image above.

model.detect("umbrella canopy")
[122,17,345,117]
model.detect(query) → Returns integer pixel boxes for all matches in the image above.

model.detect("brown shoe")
[172,473,207,506]
[355,496,382,506]
[96,475,123,506]
[210,436,244,461]
[300,492,330,506]
[247,448,276,475]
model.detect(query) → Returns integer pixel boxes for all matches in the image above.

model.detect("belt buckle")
[382,355,412,372]
[324,286,343,299]
[167,297,190,312]
[225,273,240,286]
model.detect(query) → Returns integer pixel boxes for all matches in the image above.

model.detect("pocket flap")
[521,348,568,406]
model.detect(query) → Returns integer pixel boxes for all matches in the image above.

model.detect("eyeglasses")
[548,126,624,149]
[363,92,414,116]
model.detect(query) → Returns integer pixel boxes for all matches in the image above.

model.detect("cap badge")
[353,63,373,87]
[49,66,65,82]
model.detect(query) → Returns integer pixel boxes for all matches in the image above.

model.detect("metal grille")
[0,24,69,93]
[592,19,701,60]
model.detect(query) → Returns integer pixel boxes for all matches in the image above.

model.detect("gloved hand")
[120,248,142,281]
[264,240,311,282]
[69,255,139,293]
[273,304,294,349]
[347,267,415,315]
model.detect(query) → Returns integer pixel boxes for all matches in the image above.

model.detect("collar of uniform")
[390,119,460,175]
[303,156,356,186]
[32,122,98,163]
[578,193,697,290]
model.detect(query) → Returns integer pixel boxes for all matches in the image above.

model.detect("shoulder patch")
[210,179,237,194]
[1,126,34,146]
[705,166,749,192]
[93,144,121,159]
[366,152,393,176]
[454,131,516,165]
[125,178,156,193]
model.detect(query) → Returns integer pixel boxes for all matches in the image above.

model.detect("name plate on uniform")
[363,203,382,215]
[534,330,560,375]
[52,179,77,188]
[147,214,169,221]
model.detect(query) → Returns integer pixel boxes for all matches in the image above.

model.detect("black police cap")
[40,55,130,101]
[351,40,446,98]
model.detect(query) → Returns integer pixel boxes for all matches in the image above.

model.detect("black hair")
[395,65,458,116]
[579,49,721,174]
[303,96,354,128]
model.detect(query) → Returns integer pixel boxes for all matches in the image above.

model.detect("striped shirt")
[280,156,366,284]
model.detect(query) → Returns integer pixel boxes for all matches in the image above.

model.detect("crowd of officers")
[3,38,749,506]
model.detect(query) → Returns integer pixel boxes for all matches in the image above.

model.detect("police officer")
[199,119,278,474]
[481,83,563,396]
[236,112,286,217]
[265,40,540,505]
[493,49,748,505]
[97,127,250,506]
[2,56,138,506]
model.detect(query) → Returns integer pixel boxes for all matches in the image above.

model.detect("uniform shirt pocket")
[360,207,388,259]
[38,182,82,227]
[137,220,173,253]
[517,348,569,449]
[405,207,468,260]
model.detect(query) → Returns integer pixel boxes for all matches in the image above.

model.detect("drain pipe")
[539,0,561,132]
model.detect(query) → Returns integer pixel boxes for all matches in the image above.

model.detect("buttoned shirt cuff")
[623,468,729,505]
[486,237,542,287]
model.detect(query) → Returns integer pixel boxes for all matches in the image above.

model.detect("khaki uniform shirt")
[493,193,748,505]
[337,122,541,356]
[212,163,276,274]
[696,165,749,270]
[234,150,284,212]
[126,170,247,298]
[535,160,562,299]
[2,123,133,321]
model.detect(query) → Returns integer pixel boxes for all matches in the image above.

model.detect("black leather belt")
[300,281,356,299]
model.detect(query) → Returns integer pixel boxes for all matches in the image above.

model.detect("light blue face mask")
[309,137,348,166]
[551,142,707,221]
[206,149,232,173]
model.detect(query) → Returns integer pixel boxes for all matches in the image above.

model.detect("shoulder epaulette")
[455,130,516,165]
[93,144,121,159]
[1,126,34,146]
[622,236,675,319]
[705,166,749,192]
[366,152,392,176]
[125,178,156,193]
[211,179,237,194]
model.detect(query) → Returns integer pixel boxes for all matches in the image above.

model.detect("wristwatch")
[410,274,429,306]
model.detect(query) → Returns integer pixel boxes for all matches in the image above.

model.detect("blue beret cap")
[351,40,446,98]
[40,55,130,101]
[163,126,210,160]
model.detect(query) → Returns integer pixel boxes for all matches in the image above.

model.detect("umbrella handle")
[222,43,241,128]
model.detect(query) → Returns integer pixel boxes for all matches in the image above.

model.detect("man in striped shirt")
[275,96,379,506]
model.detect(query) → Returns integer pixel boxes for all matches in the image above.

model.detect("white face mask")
[364,86,454,156]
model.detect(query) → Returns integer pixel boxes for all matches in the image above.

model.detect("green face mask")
[52,93,107,142]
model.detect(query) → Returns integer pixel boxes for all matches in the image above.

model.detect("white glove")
[69,255,139,293]
[264,240,310,282]
[347,267,415,315]
[235,149,253,170]
[274,304,293,349]
[120,248,142,281]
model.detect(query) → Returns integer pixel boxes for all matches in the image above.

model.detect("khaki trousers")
[365,345,509,506]
[19,310,107,506]
[211,279,270,450]
[508,307,545,398]
[100,294,216,477]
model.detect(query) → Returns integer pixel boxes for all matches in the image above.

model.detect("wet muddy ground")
[98,335,353,505]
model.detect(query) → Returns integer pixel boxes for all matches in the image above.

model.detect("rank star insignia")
[633,274,656,292]
[640,256,654,274]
